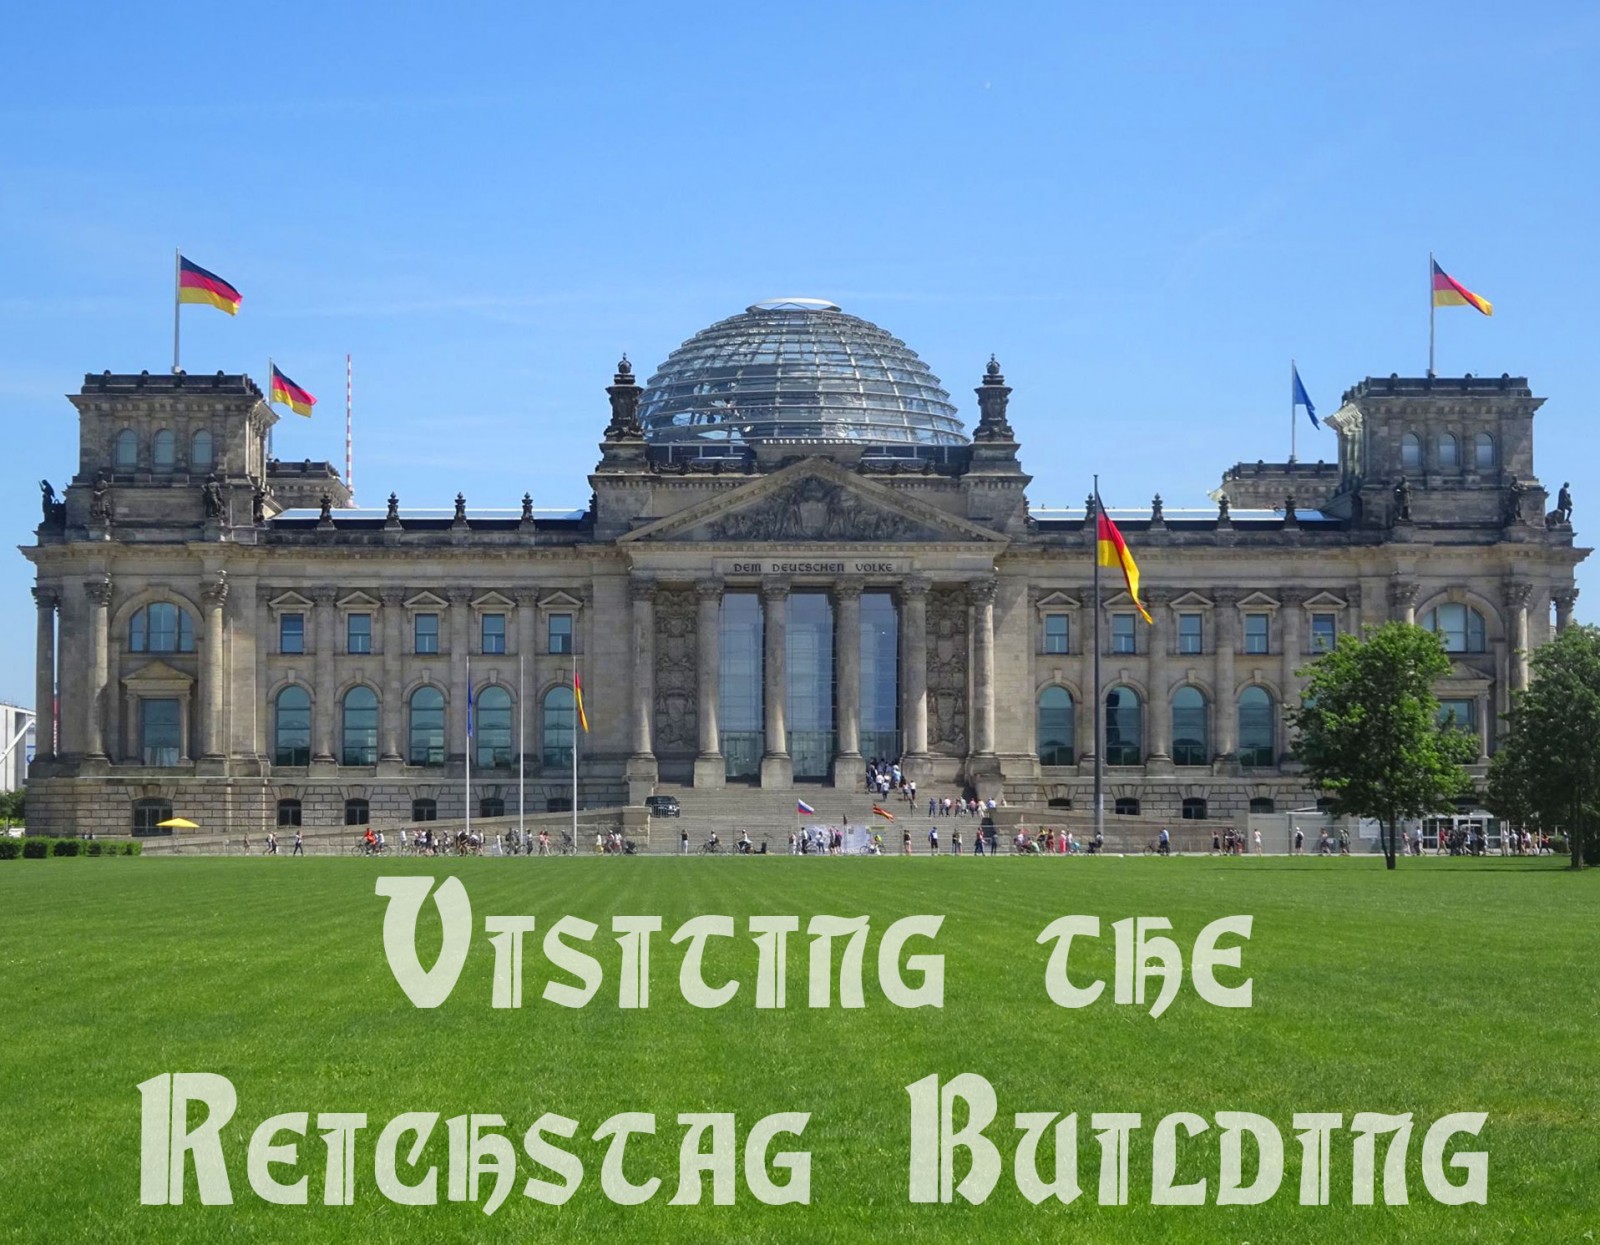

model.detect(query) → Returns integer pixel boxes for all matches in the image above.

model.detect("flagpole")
[571,656,578,848]
[172,249,182,374]
[465,653,472,842]
[1289,359,1297,464]
[1428,252,1436,377]
[345,353,354,504]
[517,652,525,840]
[1091,477,1104,846]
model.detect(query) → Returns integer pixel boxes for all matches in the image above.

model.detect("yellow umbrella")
[156,817,199,829]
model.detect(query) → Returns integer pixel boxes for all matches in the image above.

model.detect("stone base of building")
[760,754,793,787]
[692,755,726,789]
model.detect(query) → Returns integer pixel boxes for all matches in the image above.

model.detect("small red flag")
[872,804,895,821]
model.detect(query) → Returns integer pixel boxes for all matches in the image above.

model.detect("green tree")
[1288,623,1474,869]
[1486,624,1600,870]
[0,790,22,829]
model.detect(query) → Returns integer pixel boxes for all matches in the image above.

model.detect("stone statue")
[1393,475,1412,522]
[454,493,467,523]
[386,492,400,522]
[1557,481,1573,524]
[318,494,333,522]
[521,493,533,523]
[1503,477,1526,526]
[89,470,112,522]
[39,479,57,522]
[252,482,267,524]
[1284,492,1297,523]
[1150,493,1164,521]
[202,474,225,519]
[1217,492,1230,521]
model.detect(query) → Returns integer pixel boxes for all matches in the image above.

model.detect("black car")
[644,795,680,818]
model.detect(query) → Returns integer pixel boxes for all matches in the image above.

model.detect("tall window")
[859,592,899,764]
[1310,612,1338,653]
[114,429,138,469]
[279,612,305,655]
[1177,613,1203,655]
[548,613,573,654]
[139,698,182,766]
[1421,603,1487,653]
[190,429,215,470]
[342,686,379,766]
[132,797,173,835]
[273,686,311,765]
[1238,686,1276,767]
[344,798,369,826]
[1401,432,1422,471]
[130,603,195,653]
[409,686,445,765]
[276,799,302,828]
[543,686,575,768]
[1104,687,1142,766]
[785,592,834,779]
[347,613,372,654]
[476,686,513,767]
[1171,687,1208,767]
[481,613,506,655]
[414,613,439,654]
[1044,613,1069,654]
[1243,613,1269,655]
[1037,686,1074,766]
[1438,432,1460,468]
[1474,432,1496,470]
[718,593,763,779]
[1111,613,1136,655]
[152,428,176,472]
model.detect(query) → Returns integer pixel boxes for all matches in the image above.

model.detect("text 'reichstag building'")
[21,299,1589,835]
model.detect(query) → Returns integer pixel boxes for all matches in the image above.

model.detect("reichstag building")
[23,299,1588,835]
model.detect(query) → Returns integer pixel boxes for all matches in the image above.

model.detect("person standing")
[952,827,961,856]
[928,825,939,856]
[292,830,303,856]
[681,827,689,856]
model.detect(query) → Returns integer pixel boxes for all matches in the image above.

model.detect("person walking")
[928,825,939,856]
[292,830,303,856]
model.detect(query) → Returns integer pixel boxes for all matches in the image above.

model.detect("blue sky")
[2,1,1596,705]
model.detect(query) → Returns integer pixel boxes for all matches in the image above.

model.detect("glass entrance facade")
[860,591,900,762]
[719,592,764,778]
[787,592,835,778]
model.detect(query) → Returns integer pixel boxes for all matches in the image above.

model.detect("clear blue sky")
[2,1,1595,705]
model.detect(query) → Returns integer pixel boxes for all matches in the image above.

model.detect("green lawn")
[1,854,1594,1243]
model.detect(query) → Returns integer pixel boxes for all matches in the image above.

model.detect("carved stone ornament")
[653,588,698,752]
[926,588,969,753]
[706,475,928,542]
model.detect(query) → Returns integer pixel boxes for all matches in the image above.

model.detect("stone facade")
[22,364,1588,837]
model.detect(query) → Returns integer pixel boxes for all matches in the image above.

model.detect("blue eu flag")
[1292,363,1319,429]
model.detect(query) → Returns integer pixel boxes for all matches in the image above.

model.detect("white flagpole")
[571,656,578,848]
[517,652,525,839]
[345,353,354,503]
[1290,359,1298,464]
[172,249,182,374]
[465,653,472,840]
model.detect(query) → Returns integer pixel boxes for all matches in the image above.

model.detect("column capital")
[309,586,338,607]
[969,576,998,605]
[201,574,229,608]
[1211,587,1243,609]
[1553,586,1580,610]
[381,588,409,608]
[32,585,59,610]
[761,575,790,602]
[903,574,932,598]
[83,574,113,607]
[444,587,472,607]
[834,575,865,601]
[695,578,724,601]
[1142,586,1173,609]
[1502,580,1534,608]
[629,576,657,603]
[1387,578,1420,608]
[1278,587,1310,609]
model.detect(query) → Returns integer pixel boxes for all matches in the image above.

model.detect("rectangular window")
[1043,613,1069,654]
[481,613,506,654]
[1244,613,1270,655]
[1310,612,1338,653]
[1437,699,1477,731]
[279,613,304,655]
[346,613,372,654]
[1111,613,1135,655]
[548,613,573,655]
[1177,612,1203,655]
[414,613,439,655]
[139,697,182,767]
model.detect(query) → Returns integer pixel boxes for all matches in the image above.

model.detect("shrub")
[122,842,143,857]
[52,839,82,857]
[86,841,103,857]
[22,838,49,858]
[1549,836,1570,856]
[0,840,18,860]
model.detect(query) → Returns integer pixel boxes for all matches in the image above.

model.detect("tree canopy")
[1486,624,1600,870]
[1288,622,1474,869]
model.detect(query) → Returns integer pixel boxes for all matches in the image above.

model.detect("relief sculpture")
[706,476,928,542]
[653,587,698,751]
[926,587,968,753]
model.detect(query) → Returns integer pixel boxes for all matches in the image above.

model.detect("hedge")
[3,838,142,859]
[0,840,17,860]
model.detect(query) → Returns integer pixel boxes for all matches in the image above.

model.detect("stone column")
[32,587,57,761]
[1212,590,1238,761]
[693,579,724,788]
[1389,579,1419,626]
[84,575,112,761]
[1280,589,1304,709]
[971,577,997,755]
[833,577,863,787]
[901,577,930,759]
[448,589,470,762]
[200,574,228,761]
[760,577,792,787]
[1553,588,1578,634]
[1145,588,1172,772]
[515,589,538,768]
[311,588,337,763]
[380,589,405,762]
[1504,581,1532,691]
[630,579,656,758]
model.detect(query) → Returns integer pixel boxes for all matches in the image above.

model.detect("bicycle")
[699,839,723,855]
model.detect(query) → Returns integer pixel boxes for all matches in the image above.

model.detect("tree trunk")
[1573,804,1585,871]
[1383,816,1397,870]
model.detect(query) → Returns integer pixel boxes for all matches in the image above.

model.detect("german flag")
[871,804,895,821]
[178,256,242,315]
[1097,504,1153,623]
[269,365,316,417]
[1431,259,1492,316]
[574,673,590,733]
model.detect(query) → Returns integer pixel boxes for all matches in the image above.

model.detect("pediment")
[619,457,1007,546]
[1169,591,1214,609]
[538,590,584,611]
[404,591,449,611]
[267,591,313,611]
[337,590,381,610]
[1236,591,1281,610]
[471,591,517,610]
[1035,591,1081,610]
[122,659,194,689]
[1302,591,1348,609]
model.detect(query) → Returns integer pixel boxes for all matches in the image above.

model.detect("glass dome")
[639,299,968,446]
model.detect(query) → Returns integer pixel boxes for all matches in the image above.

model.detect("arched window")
[1104,686,1142,766]
[191,429,215,470]
[1037,686,1074,766]
[276,798,302,828]
[1171,687,1209,767]
[344,798,369,826]
[1113,797,1140,816]
[1238,687,1276,768]
[1401,432,1421,471]
[412,798,437,822]
[1249,797,1275,814]
[1181,797,1208,820]
[1421,603,1488,653]
[152,428,176,472]
[1438,432,1459,469]
[132,797,172,835]
[273,685,311,765]
[129,603,195,653]
[114,429,138,470]
[480,796,505,818]
[342,686,379,766]
[543,686,575,768]
[475,686,513,768]
[408,686,445,765]
[1473,432,1495,471]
